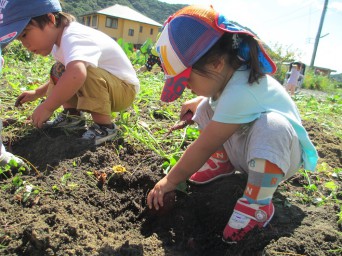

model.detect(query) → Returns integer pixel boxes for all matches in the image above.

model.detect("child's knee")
[248,112,302,177]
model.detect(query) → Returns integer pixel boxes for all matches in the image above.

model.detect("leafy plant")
[60,172,78,190]
[12,174,41,204]
[132,38,154,65]
[302,70,339,92]
[117,38,134,58]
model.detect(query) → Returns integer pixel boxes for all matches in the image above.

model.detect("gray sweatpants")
[193,99,302,180]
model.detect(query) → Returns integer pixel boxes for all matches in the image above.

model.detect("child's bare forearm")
[167,141,214,184]
[43,61,87,111]
[35,80,50,98]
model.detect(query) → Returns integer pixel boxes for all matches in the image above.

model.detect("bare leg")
[91,112,112,125]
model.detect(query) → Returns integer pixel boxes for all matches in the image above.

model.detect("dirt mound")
[0,120,341,256]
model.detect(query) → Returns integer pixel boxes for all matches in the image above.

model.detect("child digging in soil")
[0,0,139,145]
[147,5,318,243]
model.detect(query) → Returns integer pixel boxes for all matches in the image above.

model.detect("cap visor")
[0,19,30,44]
[161,67,192,102]
[215,14,276,74]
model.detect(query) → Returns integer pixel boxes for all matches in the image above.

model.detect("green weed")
[295,95,342,138]
[12,174,41,204]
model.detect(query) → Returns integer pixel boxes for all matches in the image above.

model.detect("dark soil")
[0,115,341,255]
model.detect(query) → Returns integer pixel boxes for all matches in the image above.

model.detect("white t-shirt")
[209,69,318,171]
[52,22,140,92]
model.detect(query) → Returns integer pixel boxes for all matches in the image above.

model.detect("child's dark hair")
[29,12,75,29]
[193,33,265,84]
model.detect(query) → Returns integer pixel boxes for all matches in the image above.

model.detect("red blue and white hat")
[156,5,276,102]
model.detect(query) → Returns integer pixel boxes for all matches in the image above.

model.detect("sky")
[160,0,342,74]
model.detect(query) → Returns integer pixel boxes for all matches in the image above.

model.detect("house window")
[150,28,153,35]
[139,26,143,33]
[128,29,134,36]
[81,17,85,25]
[105,17,118,29]
[86,16,91,26]
[92,15,97,27]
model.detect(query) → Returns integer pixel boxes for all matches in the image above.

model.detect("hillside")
[331,73,342,82]
[62,0,186,25]
[61,0,258,36]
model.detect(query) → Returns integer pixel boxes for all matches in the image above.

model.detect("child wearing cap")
[147,5,318,243]
[0,0,139,145]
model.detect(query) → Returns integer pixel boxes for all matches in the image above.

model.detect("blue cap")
[0,0,62,45]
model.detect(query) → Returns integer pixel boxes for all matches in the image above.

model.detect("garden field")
[0,51,341,255]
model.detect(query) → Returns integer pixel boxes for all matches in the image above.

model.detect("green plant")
[133,38,154,65]
[0,157,27,179]
[61,173,72,186]
[302,70,338,92]
[52,184,59,192]
[266,42,300,83]
[117,38,134,58]
[12,174,41,203]
[0,165,12,179]
[60,172,78,190]
[2,41,33,62]
[295,95,342,139]
[298,169,317,192]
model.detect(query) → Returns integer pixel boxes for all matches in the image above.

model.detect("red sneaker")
[223,198,275,243]
[188,150,235,184]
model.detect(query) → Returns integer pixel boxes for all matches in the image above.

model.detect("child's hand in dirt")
[15,90,39,107]
[31,103,53,128]
[147,176,178,211]
[180,96,205,119]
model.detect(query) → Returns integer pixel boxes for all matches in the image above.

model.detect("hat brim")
[215,14,277,74]
[0,18,30,45]
[161,67,192,102]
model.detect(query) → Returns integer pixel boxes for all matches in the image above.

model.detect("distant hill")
[331,73,342,82]
[61,0,257,35]
[62,0,186,25]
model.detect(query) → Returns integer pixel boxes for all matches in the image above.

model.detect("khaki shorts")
[47,66,136,116]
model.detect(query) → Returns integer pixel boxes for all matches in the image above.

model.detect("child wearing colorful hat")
[0,0,139,145]
[147,5,318,242]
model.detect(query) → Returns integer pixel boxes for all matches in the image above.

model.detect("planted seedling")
[60,172,78,190]
[0,165,12,179]
[12,174,40,205]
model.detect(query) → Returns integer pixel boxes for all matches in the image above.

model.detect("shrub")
[2,41,33,62]
[302,70,338,92]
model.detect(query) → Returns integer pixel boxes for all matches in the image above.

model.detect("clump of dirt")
[0,119,341,256]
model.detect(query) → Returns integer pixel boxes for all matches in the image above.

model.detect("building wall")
[80,14,160,45]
